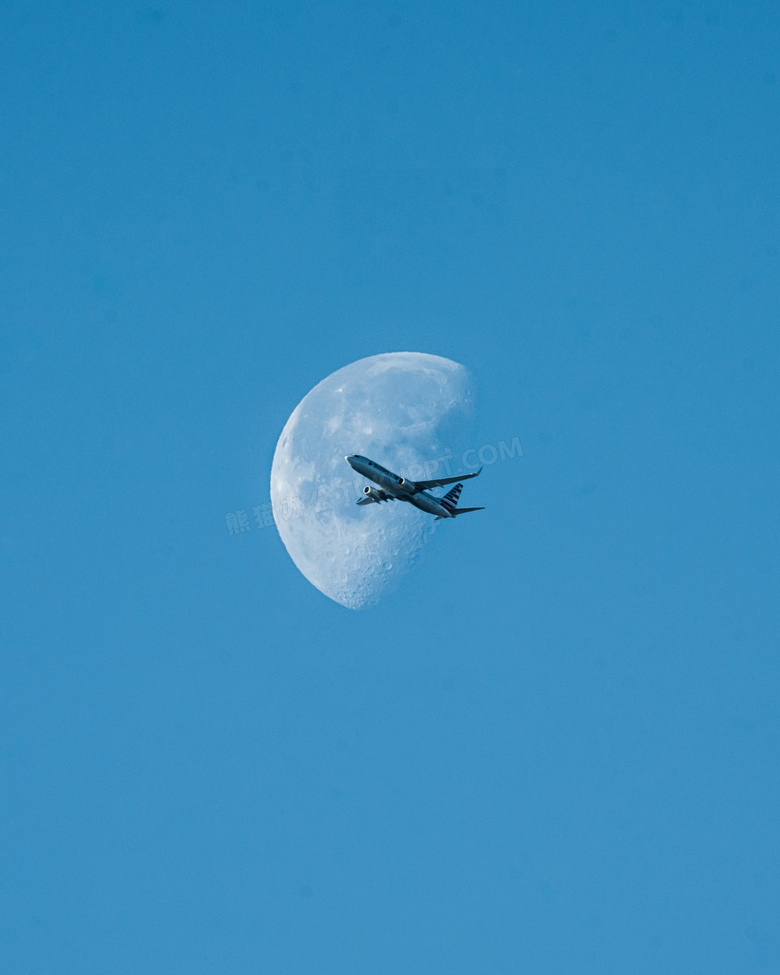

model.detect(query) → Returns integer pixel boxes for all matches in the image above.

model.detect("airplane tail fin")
[435,483,486,520]
[439,482,463,515]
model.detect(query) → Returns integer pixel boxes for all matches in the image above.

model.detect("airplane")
[345,454,484,520]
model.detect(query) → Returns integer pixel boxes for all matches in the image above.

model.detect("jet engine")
[363,486,388,502]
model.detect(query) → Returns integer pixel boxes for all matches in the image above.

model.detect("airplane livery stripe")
[441,482,463,509]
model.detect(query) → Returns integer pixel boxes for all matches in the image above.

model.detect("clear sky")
[2,1,779,972]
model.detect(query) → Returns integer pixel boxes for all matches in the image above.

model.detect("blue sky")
[2,1,779,972]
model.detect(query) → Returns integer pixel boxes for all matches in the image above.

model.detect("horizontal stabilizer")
[434,505,485,520]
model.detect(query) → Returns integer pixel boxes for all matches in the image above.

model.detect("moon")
[270,352,475,609]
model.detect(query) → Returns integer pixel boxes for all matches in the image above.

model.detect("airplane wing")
[413,466,482,491]
[357,491,396,505]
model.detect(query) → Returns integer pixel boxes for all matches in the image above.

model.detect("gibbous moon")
[270,352,474,609]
